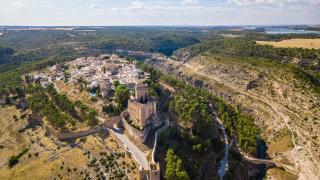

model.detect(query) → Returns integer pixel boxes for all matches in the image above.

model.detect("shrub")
[8,156,19,168]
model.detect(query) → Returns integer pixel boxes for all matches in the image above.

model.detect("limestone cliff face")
[147,55,320,179]
[172,48,192,62]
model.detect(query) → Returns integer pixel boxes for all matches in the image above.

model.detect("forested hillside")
[174,38,320,94]
[0,46,15,64]
[163,32,320,179]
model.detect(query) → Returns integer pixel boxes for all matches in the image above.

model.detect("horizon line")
[1,24,320,27]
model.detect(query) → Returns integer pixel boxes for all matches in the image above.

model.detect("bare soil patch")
[267,168,298,180]
[268,134,293,153]
[256,39,320,49]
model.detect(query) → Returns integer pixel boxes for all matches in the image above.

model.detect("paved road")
[110,128,149,170]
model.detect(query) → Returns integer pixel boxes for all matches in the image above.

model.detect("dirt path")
[240,151,299,176]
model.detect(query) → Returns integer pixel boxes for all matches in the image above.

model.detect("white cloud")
[109,0,232,16]
[89,3,98,10]
[0,0,319,25]
[7,1,27,8]
[182,0,198,5]
[4,0,56,9]
[229,0,318,6]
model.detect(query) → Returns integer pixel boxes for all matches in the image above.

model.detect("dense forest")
[0,54,78,94]
[0,45,15,64]
[177,38,320,60]
[159,73,260,154]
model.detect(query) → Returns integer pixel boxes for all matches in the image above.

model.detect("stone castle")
[125,83,160,180]
[128,83,157,129]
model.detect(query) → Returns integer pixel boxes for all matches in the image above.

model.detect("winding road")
[110,128,149,170]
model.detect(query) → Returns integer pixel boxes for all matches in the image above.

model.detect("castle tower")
[135,83,149,103]
[128,83,157,128]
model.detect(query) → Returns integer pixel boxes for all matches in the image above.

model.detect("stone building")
[99,78,112,98]
[128,83,157,128]
[101,63,119,75]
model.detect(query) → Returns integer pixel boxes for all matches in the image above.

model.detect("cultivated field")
[256,38,320,49]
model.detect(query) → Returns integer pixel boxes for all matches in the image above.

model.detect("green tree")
[8,148,28,168]
[103,104,120,116]
[8,155,19,168]
[113,80,120,88]
[5,96,11,105]
[15,87,25,97]
[165,149,189,180]
[86,109,98,127]
[192,144,202,153]
[115,85,130,110]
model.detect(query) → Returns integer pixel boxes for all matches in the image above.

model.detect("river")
[209,103,231,180]
[257,139,267,180]
[217,116,231,180]
[265,27,320,34]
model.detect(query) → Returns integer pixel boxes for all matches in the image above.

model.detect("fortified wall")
[120,111,151,142]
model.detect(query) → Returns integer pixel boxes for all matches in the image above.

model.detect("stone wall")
[45,116,119,141]
[149,163,160,180]
[120,111,147,142]
[45,125,105,141]
[138,165,160,180]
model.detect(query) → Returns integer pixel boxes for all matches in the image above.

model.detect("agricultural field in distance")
[256,38,320,49]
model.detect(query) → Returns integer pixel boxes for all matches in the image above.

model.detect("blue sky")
[0,0,319,26]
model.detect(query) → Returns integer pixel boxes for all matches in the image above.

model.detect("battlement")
[135,83,149,103]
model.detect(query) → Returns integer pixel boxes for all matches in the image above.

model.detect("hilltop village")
[0,54,170,180]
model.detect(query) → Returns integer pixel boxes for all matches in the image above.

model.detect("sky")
[0,0,319,26]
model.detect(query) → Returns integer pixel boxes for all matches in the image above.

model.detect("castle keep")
[128,83,157,128]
